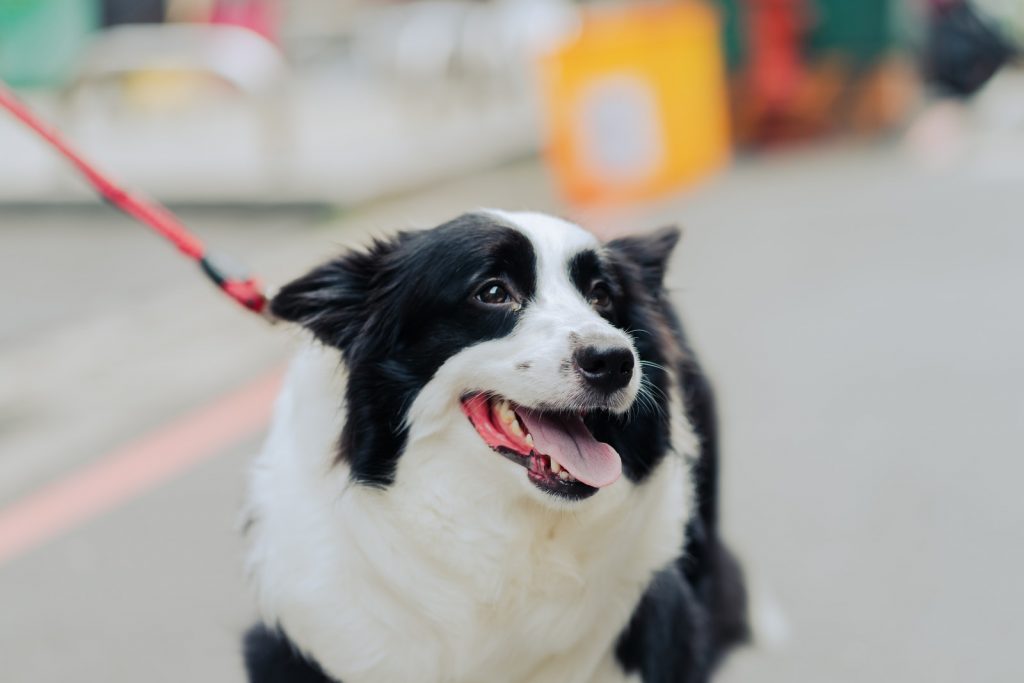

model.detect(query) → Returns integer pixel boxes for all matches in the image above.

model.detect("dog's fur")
[243,211,747,683]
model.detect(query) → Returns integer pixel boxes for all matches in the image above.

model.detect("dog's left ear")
[607,225,681,290]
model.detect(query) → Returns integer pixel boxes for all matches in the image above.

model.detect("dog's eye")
[476,281,512,305]
[587,283,612,310]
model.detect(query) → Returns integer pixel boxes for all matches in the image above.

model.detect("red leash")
[0,80,270,317]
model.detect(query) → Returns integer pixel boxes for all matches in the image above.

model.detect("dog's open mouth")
[460,394,622,500]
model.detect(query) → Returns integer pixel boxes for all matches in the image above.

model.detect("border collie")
[242,211,747,683]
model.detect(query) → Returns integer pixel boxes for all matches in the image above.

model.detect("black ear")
[607,225,681,290]
[270,237,399,353]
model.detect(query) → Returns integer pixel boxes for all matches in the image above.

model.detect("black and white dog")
[243,211,747,683]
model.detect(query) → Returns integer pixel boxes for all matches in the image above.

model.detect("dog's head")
[271,211,682,505]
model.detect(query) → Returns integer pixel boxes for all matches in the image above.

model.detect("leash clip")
[200,251,275,320]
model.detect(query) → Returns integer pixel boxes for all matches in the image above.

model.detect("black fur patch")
[567,250,613,316]
[270,212,536,487]
[243,625,337,683]
[615,565,710,683]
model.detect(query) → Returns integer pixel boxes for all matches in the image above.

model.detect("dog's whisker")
[638,359,670,373]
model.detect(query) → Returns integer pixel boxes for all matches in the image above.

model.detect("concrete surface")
[1,142,1022,682]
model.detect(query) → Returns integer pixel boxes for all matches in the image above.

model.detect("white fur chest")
[245,345,694,683]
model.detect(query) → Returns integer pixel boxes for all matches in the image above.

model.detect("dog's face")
[271,211,682,505]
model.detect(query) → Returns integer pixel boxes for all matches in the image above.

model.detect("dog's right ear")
[606,225,682,292]
[270,237,398,353]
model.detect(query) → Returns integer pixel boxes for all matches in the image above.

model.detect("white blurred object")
[351,0,576,83]
[904,99,969,172]
[750,584,792,651]
[77,24,288,97]
[60,24,289,201]
[905,68,1024,182]
[0,3,572,204]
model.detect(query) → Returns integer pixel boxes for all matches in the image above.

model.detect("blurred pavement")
[2,142,1023,682]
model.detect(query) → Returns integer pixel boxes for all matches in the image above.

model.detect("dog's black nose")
[574,346,635,393]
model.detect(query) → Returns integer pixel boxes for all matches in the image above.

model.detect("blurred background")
[1,0,1022,681]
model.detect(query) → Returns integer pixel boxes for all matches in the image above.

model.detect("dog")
[242,210,748,683]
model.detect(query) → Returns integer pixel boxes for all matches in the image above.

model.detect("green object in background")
[714,0,746,71]
[0,0,98,87]
[807,0,898,69]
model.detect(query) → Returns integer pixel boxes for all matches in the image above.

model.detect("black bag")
[926,0,1016,97]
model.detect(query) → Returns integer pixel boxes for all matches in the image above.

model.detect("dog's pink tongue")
[517,411,622,488]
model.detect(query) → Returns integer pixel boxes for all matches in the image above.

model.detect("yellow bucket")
[540,2,731,206]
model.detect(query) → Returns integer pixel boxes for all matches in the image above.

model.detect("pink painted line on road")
[0,368,284,567]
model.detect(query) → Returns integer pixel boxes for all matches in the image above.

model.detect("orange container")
[540,2,731,206]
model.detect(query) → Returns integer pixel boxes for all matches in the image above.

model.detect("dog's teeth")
[524,433,533,445]
[559,470,570,481]
[550,459,562,474]
[497,401,516,424]
[509,420,524,437]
